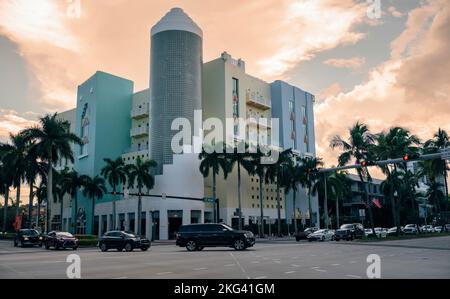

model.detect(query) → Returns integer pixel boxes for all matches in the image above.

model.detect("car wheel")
[20,241,25,248]
[141,246,149,252]
[296,237,300,242]
[13,240,18,247]
[186,240,198,252]
[100,243,108,252]
[321,236,325,242]
[233,239,246,251]
[125,243,133,252]
[45,242,50,250]
[117,247,123,252]
[73,247,78,251]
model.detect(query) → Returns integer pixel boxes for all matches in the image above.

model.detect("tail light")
[176,233,180,240]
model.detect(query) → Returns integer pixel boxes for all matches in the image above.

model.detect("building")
[150,7,203,174]
[51,7,318,239]
[342,174,385,223]
[271,81,318,227]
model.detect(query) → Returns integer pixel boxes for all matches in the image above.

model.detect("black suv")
[335,223,364,241]
[98,231,151,252]
[176,223,255,251]
[14,229,43,247]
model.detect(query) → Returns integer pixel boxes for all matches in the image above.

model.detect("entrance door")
[168,210,183,240]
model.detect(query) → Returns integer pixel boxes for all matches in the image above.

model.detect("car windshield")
[315,230,326,234]
[221,224,234,231]
[56,232,73,238]
[124,232,138,238]
[405,224,415,228]
[21,230,38,236]
[340,224,353,229]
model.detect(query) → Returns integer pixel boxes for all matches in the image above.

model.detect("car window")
[56,232,74,238]
[340,224,353,229]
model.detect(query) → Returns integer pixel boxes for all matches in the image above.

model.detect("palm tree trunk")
[46,162,53,233]
[91,196,96,236]
[308,189,312,227]
[60,195,64,231]
[213,172,217,223]
[237,162,242,231]
[336,195,340,228]
[137,187,142,236]
[293,188,298,235]
[444,169,449,212]
[28,184,33,228]
[358,171,377,238]
[259,176,264,238]
[324,176,329,229]
[112,185,117,230]
[15,183,21,217]
[73,193,77,234]
[35,199,40,229]
[276,184,281,237]
[2,188,9,232]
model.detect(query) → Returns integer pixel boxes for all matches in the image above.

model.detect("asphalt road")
[0,237,449,279]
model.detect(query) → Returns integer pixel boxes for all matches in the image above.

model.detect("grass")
[356,232,450,242]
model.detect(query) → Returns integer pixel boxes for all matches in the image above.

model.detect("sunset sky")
[0,0,449,176]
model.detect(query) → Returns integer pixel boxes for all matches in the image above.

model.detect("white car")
[403,224,418,235]
[307,229,335,242]
[374,227,387,238]
[433,226,443,233]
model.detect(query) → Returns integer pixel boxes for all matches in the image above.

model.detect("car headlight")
[24,237,29,241]
[39,237,43,240]
[245,233,253,238]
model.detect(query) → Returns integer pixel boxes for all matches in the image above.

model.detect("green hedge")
[0,233,16,240]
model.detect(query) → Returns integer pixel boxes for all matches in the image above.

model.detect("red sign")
[13,215,23,232]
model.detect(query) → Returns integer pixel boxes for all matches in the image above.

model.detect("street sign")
[203,197,216,203]
[359,209,366,217]
[441,148,450,160]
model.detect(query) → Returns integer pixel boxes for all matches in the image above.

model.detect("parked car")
[307,229,335,242]
[375,227,388,238]
[14,229,43,247]
[387,227,403,236]
[44,231,79,250]
[364,229,375,238]
[176,223,255,251]
[444,224,450,232]
[295,227,319,241]
[433,226,443,233]
[335,223,364,241]
[403,224,419,235]
[420,225,434,233]
[98,231,150,252]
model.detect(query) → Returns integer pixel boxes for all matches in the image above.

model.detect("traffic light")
[403,153,420,161]
[360,160,375,167]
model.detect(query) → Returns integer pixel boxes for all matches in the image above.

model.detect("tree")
[34,181,47,229]
[199,143,229,223]
[101,157,127,230]
[1,133,28,218]
[374,127,421,235]
[81,175,107,235]
[24,150,45,228]
[226,143,256,231]
[0,161,13,232]
[126,156,157,236]
[22,114,82,232]
[425,180,445,215]
[298,156,323,228]
[54,170,67,230]
[312,171,344,229]
[282,159,302,235]
[60,170,85,234]
[265,149,293,236]
[331,121,377,236]
[424,128,449,211]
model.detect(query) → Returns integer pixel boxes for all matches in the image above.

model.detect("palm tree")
[34,181,47,229]
[283,160,302,234]
[199,144,229,223]
[312,171,344,229]
[24,150,45,228]
[54,170,67,230]
[298,156,323,228]
[425,180,445,215]
[101,158,128,230]
[249,147,272,238]
[126,156,157,236]
[1,133,28,218]
[81,175,107,235]
[265,149,293,236]
[374,127,420,235]
[330,121,377,235]
[424,128,449,211]
[1,162,13,232]
[60,170,85,234]
[226,142,256,231]
[22,114,82,232]
[332,171,351,228]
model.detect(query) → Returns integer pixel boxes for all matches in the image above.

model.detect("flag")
[373,198,382,209]
[13,215,23,232]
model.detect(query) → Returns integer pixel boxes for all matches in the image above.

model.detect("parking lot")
[0,236,449,279]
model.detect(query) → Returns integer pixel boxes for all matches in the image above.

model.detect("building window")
[232,78,240,136]
[80,117,89,156]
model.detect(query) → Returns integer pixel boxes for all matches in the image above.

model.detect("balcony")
[131,104,149,119]
[246,92,271,110]
[130,127,148,138]
[123,144,149,154]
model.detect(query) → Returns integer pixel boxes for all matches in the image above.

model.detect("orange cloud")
[0,109,38,141]
[323,57,366,69]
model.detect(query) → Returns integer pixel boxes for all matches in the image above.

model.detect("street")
[0,237,449,279]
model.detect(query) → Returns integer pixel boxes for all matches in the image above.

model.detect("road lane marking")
[254,276,267,279]
[224,264,235,267]
[331,264,340,266]
[290,264,301,267]
[229,253,250,280]
[349,261,357,264]
[285,271,296,274]
[346,275,362,279]
[193,268,208,271]
[156,272,173,276]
